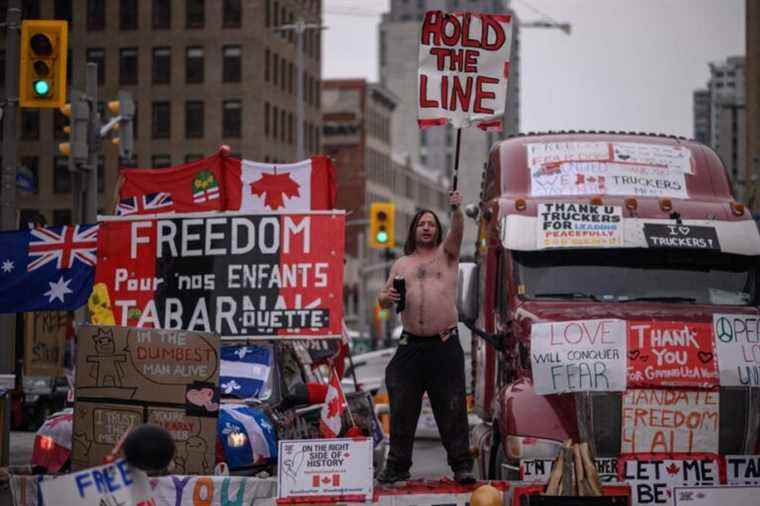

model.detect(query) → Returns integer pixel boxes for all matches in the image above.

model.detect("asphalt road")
[9,431,35,467]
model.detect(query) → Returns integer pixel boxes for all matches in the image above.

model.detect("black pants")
[384,330,472,473]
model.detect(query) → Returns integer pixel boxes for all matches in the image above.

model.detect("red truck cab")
[458,132,760,482]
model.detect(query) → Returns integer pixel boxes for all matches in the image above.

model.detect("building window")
[152,154,172,168]
[274,1,279,26]
[223,100,242,138]
[87,0,105,30]
[98,157,105,193]
[266,0,271,27]
[281,59,287,91]
[55,1,73,22]
[152,101,171,138]
[288,62,294,94]
[53,109,67,140]
[222,45,242,82]
[280,109,286,142]
[153,0,171,29]
[86,48,105,85]
[273,53,279,86]
[288,112,293,144]
[186,0,204,29]
[19,157,39,194]
[119,48,138,85]
[186,47,204,83]
[152,47,171,84]
[273,105,279,140]
[21,110,39,140]
[120,0,138,30]
[223,0,241,28]
[186,154,204,162]
[265,102,270,137]
[185,101,204,138]
[54,157,71,193]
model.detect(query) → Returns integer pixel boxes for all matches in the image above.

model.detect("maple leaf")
[327,396,344,418]
[249,172,301,210]
[666,462,680,476]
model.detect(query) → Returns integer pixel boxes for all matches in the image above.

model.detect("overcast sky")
[322,0,746,138]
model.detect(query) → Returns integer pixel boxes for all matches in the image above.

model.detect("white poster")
[527,142,693,174]
[417,11,513,130]
[612,142,693,174]
[537,203,623,249]
[621,456,721,506]
[530,161,688,199]
[530,319,627,395]
[726,455,760,485]
[621,390,719,454]
[713,314,760,387]
[673,486,760,506]
[521,457,619,483]
[39,459,153,506]
[277,438,373,500]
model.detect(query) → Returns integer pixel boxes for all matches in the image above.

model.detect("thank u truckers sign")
[91,211,345,339]
[417,10,513,130]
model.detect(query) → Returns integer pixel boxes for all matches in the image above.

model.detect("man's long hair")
[404,209,443,255]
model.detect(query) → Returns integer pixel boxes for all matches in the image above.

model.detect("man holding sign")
[376,190,474,484]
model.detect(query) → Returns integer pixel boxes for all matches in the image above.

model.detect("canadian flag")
[320,368,347,438]
[226,155,337,212]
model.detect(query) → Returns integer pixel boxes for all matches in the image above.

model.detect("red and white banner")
[320,368,347,438]
[417,11,512,131]
[627,321,719,389]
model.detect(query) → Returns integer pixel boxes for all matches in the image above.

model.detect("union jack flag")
[116,192,174,216]
[27,225,99,272]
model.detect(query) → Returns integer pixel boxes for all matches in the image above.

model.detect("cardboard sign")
[725,455,760,485]
[713,314,760,387]
[619,455,721,506]
[39,459,153,506]
[627,322,718,389]
[24,311,68,377]
[643,224,720,250]
[277,438,373,500]
[673,486,760,505]
[417,11,513,130]
[530,319,627,395]
[537,203,623,249]
[621,390,719,454]
[92,212,345,339]
[72,325,219,473]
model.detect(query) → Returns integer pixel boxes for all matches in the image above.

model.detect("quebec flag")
[0,224,98,313]
[218,404,277,469]
[220,345,272,399]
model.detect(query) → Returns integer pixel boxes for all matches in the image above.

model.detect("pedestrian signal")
[369,202,395,249]
[20,20,68,108]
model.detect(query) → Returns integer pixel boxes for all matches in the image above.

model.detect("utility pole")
[0,0,21,467]
[274,18,326,160]
[83,63,99,223]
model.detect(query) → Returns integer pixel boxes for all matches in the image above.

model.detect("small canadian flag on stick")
[320,368,347,438]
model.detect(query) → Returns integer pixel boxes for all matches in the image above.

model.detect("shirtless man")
[376,190,474,484]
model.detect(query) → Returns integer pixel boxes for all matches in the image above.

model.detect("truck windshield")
[514,249,757,306]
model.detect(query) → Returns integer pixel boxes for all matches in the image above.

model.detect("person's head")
[404,209,443,255]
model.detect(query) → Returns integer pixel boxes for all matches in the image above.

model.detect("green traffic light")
[376,229,388,244]
[33,79,51,97]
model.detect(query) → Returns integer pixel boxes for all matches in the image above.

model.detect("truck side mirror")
[457,262,479,322]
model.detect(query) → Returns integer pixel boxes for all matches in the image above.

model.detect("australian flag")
[116,191,174,216]
[218,404,277,469]
[220,345,272,399]
[0,224,98,313]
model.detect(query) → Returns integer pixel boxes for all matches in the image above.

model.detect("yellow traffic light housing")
[369,202,395,249]
[20,20,68,108]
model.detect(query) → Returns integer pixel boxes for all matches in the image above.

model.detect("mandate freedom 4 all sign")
[92,212,345,339]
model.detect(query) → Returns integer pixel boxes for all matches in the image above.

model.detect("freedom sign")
[417,11,513,130]
[40,459,153,506]
[92,211,345,339]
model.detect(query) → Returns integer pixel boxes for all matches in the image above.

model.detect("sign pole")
[451,128,462,193]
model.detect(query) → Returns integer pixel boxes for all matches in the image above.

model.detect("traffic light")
[369,202,395,249]
[107,90,135,160]
[19,20,68,108]
[58,92,89,165]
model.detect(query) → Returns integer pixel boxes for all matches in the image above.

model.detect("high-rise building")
[747,0,760,210]
[693,89,710,146]
[1,0,323,225]
[706,56,746,197]
[378,0,519,252]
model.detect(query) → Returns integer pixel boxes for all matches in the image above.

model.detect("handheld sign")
[417,10,513,131]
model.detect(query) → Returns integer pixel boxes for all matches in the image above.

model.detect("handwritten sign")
[24,311,68,377]
[521,457,619,483]
[40,459,153,506]
[713,314,760,387]
[417,11,513,130]
[673,486,760,506]
[621,390,719,454]
[277,438,373,500]
[527,142,693,173]
[530,319,627,395]
[627,322,718,388]
[726,455,760,485]
[619,455,721,506]
[72,325,219,473]
[537,203,623,249]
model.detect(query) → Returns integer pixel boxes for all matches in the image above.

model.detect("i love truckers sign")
[417,10,513,130]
